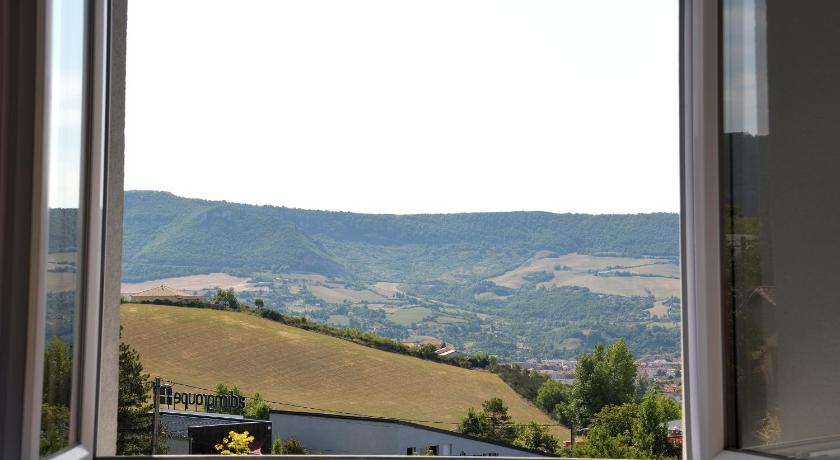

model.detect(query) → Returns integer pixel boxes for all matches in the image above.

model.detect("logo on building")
[159,384,246,412]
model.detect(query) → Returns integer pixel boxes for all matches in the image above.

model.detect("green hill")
[120,303,569,439]
[122,190,679,283]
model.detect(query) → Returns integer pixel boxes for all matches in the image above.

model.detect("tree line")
[458,340,682,459]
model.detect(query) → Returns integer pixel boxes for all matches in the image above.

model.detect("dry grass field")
[121,304,568,439]
[121,273,257,294]
[489,253,680,299]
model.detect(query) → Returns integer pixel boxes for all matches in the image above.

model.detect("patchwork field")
[387,306,434,326]
[121,304,568,439]
[121,272,258,294]
[489,253,680,299]
[307,284,387,303]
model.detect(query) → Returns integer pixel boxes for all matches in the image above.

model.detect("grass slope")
[121,304,568,439]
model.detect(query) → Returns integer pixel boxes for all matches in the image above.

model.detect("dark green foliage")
[40,403,70,456]
[117,328,169,455]
[244,392,271,420]
[272,437,307,454]
[490,364,549,401]
[554,341,681,459]
[534,380,570,414]
[404,282,677,359]
[513,421,559,454]
[522,271,554,284]
[122,191,679,282]
[42,337,72,407]
[580,392,681,459]
[457,398,517,444]
[40,337,73,456]
[253,305,494,369]
[213,288,240,310]
[210,383,244,415]
[562,340,637,428]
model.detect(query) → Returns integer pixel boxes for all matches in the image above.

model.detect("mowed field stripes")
[120,303,569,439]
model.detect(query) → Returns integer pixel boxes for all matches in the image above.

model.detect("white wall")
[270,412,543,457]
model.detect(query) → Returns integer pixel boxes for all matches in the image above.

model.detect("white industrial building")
[269,410,547,457]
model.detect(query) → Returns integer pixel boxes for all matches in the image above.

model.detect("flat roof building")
[269,409,547,457]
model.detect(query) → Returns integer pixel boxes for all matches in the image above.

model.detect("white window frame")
[18,0,109,458]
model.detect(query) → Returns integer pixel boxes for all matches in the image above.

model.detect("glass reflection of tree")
[725,207,779,446]
[41,208,79,457]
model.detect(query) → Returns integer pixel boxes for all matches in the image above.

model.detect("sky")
[48,0,84,209]
[124,0,679,215]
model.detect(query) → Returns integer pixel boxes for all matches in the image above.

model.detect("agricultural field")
[120,304,568,439]
[121,272,258,294]
[307,284,387,304]
[386,306,434,326]
[489,253,680,299]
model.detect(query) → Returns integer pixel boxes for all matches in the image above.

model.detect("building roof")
[268,409,549,456]
[130,285,198,298]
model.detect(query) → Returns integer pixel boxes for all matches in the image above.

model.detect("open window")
[9,0,840,459]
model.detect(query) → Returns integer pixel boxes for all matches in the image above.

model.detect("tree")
[254,298,264,308]
[579,391,681,459]
[481,398,518,443]
[213,288,240,310]
[214,430,254,455]
[513,421,559,453]
[40,337,73,456]
[635,374,655,402]
[535,380,569,413]
[210,383,245,415]
[631,391,680,458]
[567,339,637,428]
[458,407,488,438]
[457,398,517,444]
[39,403,70,456]
[244,392,271,420]
[116,328,169,455]
[272,437,307,454]
[43,337,72,406]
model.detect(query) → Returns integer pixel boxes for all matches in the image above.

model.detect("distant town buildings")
[434,344,459,358]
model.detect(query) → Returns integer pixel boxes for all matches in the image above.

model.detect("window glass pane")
[723,0,840,457]
[41,0,85,457]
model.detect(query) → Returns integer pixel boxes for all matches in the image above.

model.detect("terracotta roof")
[130,285,194,297]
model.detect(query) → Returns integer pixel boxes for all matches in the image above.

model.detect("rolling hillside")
[122,191,679,283]
[120,303,569,439]
[120,191,681,360]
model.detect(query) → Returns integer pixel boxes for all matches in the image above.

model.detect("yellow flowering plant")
[214,430,254,455]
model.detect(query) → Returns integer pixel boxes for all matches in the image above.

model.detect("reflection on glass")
[723,1,840,458]
[40,0,85,457]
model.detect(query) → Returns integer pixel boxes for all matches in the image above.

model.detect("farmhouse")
[269,409,547,456]
[128,285,208,303]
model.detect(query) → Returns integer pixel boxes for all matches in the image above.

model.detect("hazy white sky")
[125,0,679,214]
